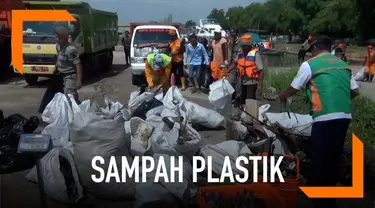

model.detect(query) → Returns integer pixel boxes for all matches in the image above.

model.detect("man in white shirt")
[279,35,359,208]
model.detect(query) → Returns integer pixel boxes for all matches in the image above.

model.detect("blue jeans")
[189,64,202,79]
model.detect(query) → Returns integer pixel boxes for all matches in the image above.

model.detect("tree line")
[202,0,374,43]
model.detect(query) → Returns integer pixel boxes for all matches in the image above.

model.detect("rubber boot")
[180,77,187,91]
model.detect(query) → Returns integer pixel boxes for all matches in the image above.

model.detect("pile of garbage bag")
[0,110,40,174]
[24,81,251,206]
[17,77,375,206]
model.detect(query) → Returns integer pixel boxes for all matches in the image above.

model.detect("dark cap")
[310,35,332,50]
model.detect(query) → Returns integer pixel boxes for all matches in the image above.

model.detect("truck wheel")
[100,50,113,72]
[82,55,93,76]
[24,75,39,85]
[106,50,113,71]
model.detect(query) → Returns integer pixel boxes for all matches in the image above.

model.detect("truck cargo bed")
[0,0,25,36]
[23,1,118,54]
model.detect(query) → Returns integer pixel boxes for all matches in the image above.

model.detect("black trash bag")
[132,98,163,120]
[0,114,39,147]
[0,146,41,174]
[0,113,40,174]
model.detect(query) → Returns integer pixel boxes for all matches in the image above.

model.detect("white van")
[130,25,180,85]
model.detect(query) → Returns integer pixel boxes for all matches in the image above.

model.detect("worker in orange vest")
[210,28,228,81]
[169,29,186,90]
[145,49,172,94]
[227,34,264,108]
[364,45,375,82]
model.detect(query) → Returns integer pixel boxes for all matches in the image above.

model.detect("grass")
[264,68,375,146]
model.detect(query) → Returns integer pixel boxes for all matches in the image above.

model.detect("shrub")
[264,68,375,146]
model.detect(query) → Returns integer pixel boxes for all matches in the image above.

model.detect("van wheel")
[24,75,38,85]
[82,55,92,76]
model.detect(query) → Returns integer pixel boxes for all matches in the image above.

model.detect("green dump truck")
[18,1,118,85]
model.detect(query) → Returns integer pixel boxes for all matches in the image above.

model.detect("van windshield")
[133,28,175,46]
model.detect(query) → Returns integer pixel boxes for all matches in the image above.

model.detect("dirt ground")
[0,51,373,207]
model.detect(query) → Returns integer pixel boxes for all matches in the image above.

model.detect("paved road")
[0,52,372,207]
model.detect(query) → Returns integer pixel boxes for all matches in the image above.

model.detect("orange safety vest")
[366,51,375,74]
[153,69,165,77]
[366,51,375,66]
[169,38,184,63]
[237,49,260,78]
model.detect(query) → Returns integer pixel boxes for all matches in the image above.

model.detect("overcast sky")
[69,0,264,23]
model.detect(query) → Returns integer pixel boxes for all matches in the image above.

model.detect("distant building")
[118,22,130,35]
[118,22,130,45]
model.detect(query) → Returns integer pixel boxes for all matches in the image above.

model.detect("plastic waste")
[354,67,365,81]
[208,78,235,118]
[0,113,40,174]
[162,87,225,129]
[70,97,136,200]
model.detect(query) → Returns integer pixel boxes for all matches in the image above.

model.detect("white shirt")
[291,61,359,122]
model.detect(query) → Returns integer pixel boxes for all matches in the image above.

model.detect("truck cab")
[130,25,180,86]
[15,1,118,85]
[21,17,83,84]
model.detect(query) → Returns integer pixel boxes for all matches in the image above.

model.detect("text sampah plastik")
[91,155,285,183]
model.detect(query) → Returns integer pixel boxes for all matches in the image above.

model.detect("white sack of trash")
[199,140,252,176]
[69,102,136,200]
[208,78,235,118]
[162,86,226,129]
[26,148,83,204]
[257,104,312,155]
[354,66,365,81]
[135,154,196,208]
[259,104,313,137]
